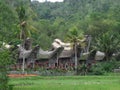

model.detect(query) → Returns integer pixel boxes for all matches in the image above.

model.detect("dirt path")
[8,74,38,78]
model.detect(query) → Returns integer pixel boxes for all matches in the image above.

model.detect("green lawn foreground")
[9,75,120,90]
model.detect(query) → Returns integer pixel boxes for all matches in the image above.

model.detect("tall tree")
[16,4,28,40]
[0,0,18,44]
[66,26,84,72]
[0,49,12,89]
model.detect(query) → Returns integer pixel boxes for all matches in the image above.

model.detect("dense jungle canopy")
[0,0,120,50]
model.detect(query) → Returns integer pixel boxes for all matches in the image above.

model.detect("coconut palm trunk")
[22,55,25,74]
[74,43,78,71]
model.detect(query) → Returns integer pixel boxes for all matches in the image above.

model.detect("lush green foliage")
[0,49,12,90]
[0,0,18,43]
[10,76,120,90]
[95,31,120,60]
[1,0,120,50]
[88,59,120,75]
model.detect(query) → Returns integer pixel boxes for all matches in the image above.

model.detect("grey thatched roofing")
[51,39,73,58]
[37,47,64,59]
[52,39,72,50]
[18,37,93,60]
[59,50,73,58]
[95,51,105,60]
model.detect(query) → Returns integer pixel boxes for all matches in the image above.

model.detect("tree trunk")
[74,43,77,72]
[22,56,25,74]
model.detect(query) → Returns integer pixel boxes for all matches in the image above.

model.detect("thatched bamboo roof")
[52,39,72,50]
[37,47,64,59]
[59,49,73,58]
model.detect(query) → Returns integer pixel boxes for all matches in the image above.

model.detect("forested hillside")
[0,0,120,49]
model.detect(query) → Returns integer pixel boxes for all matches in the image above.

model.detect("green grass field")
[9,75,120,90]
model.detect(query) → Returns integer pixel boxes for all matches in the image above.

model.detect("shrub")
[0,49,12,90]
[77,63,87,75]
[88,58,120,75]
[102,59,120,72]
[89,63,105,75]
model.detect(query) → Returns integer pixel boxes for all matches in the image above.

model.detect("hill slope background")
[0,0,120,49]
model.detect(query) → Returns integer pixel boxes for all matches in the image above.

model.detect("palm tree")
[16,3,37,40]
[16,4,37,73]
[66,26,84,72]
[16,5,27,40]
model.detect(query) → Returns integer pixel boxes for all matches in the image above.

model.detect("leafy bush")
[77,63,87,75]
[88,59,120,75]
[89,63,105,75]
[102,59,120,72]
[0,49,12,90]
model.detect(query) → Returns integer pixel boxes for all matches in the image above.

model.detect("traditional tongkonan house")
[16,35,92,70]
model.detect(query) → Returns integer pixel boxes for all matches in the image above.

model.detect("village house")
[13,35,93,70]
